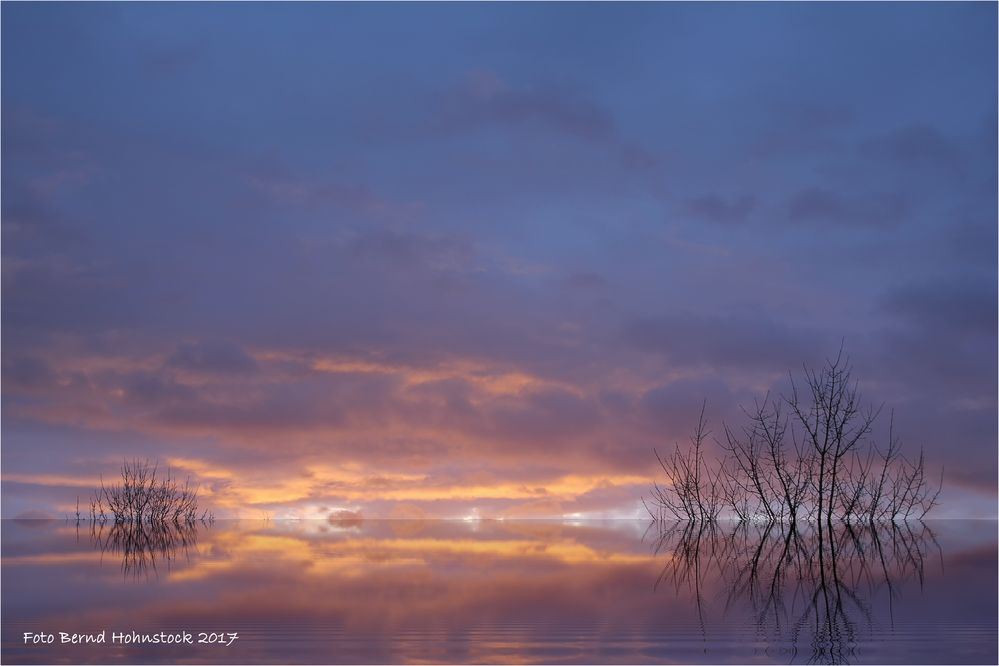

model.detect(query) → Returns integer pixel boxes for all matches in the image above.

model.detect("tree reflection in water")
[650,521,941,664]
[87,520,203,580]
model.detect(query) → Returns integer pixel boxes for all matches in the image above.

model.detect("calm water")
[1,519,995,664]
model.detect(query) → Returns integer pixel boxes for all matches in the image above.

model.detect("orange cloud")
[157,454,650,515]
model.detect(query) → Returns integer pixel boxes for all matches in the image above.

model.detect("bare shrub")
[88,459,214,525]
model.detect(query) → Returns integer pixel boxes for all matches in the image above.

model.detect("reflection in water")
[650,521,942,664]
[2,519,995,664]
[88,521,202,580]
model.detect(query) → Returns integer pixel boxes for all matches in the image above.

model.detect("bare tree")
[647,350,942,525]
[646,402,724,522]
[785,348,880,526]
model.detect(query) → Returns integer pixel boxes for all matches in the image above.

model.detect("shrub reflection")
[88,519,203,579]
[651,521,941,664]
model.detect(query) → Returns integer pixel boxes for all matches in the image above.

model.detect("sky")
[2,2,996,519]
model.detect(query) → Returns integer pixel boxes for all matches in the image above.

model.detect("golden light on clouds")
[161,455,650,516]
[3,472,99,488]
[293,352,586,398]
[4,343,666,519]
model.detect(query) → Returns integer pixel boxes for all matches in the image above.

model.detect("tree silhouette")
[647,350,941,524]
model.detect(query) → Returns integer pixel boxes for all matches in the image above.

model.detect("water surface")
[2,519,995,664]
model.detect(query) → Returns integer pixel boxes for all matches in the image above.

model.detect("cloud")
[640,377,739,436]
[788,187,847,223]
[685,193,756,224]
[2,191,86,252]
[250,172,385,212]
[347,229,476,274]
[868,274,997,403]
[121,371,198,408]
[480,388,601,445]
[623,311,826,374]
[2,259,138,338]
[429,71,660,172]
[141,42,206,79]
[564,271,607,291]
[787,187,910,227]
[438,71,616,141]
[863,124,961,170]
[2,355,56,390]
[166,340,258,374]
[881,275,997,337]
[749,102,854,158]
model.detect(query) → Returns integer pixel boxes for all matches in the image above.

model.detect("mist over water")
[2,518,995,664]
